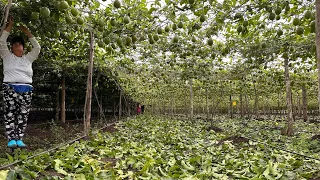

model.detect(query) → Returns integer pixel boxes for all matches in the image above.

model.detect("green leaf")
[74,173,86,180]
[0,170,8,180]
[6,153,14,163]
[66,146,76,158]
[54,159,68,176]
[181,160,195,171]
[168,157,176,166]
[6,170,16,180]
[148,8,157,15]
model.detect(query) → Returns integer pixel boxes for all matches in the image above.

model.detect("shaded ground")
[100,157,117,167]
[0,121,83,160]
[218,135,249,145]
[0,119,120,179]
[36,170,65,180]
[311,135,320,141]
[102,124,118,133]
[0,118,117,165]
[207,125,223,133]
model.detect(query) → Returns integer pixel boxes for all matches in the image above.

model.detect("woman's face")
[12,42,24,57]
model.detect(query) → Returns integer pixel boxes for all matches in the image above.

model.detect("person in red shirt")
[137,103,141,114]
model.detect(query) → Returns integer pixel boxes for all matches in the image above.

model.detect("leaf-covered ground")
[0,121,84,165]
[1,115,320,179]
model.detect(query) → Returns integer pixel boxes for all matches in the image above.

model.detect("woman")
[0,16,41,148]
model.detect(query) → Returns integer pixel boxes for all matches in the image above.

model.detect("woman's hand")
[4,16,14,32]
[19,25,29,33]
[7,16,14,26]
[19,25,33,38]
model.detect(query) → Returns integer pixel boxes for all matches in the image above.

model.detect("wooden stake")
[84,31,94,136]
[316,0,320,114]
[0,0,12,36]
[284,57,294,136]
[189,79,194,119]
[61,73,66,124]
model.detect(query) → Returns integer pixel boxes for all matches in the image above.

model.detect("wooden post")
[189,79,194,119]
[229,95,233,119]
[240,92,243,118]
[206,87,209,120]
[118,89,122,119]
[316,0,320,113]
[0,0,12,36]
[151,98,154,114]
[184,90,188,116]
[297,94,302,117]
[302,84,308,122]
[278,92,281,111]
[113,100,116,117]
[61,73,66,124]
[254,89,259,119]
[93,87,104,121]
[162,98,165,114]
[127,100,131,116]
[83,31,94,136]
[55,87,60,122]
[245,94,249,118]
[170,94,174,117]
[284,57,294,136]
[100,93,103,119]
[211,94,215,118]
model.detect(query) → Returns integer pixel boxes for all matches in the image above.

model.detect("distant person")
[0,16,41,148]
[137,103,141,114]
[141,105,145,114]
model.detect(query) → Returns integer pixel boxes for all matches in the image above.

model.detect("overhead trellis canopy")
[0,0,318,135]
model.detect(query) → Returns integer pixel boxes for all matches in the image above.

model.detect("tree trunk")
[61,73,66,124]
[229,95,233,118]
[93,87,104,121]
[213,82,224,116]
[316,0,320,113]
[250,75,259,119]
[200,89,204,115]
[76,91,80,119]
[100,93,103,119]
[189,79,194,119]
[173,96,176,115]
[267,100,271,119]
[284,57,294,136]
[184,90,188,116]
[151,98,154,114]
[254,90,259,118]
[206,87,209,120]
[83,31,94,136]
[278,92,281,111]
[240,92,243,118]
[127,101,131,116]
[245,94,249,118]
[162,99,165,115]
[118,89,122,119]
[55,87,60,122]
[302,84,308,122]
[211,94,215,118]
[113,100,116,117]
[0,0,12,36]
[262,101,266,116]
[298,94,302,117]
[291,93,296,121]
[170,94,173,117]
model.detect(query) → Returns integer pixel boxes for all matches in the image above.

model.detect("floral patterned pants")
[3,84,32,140]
